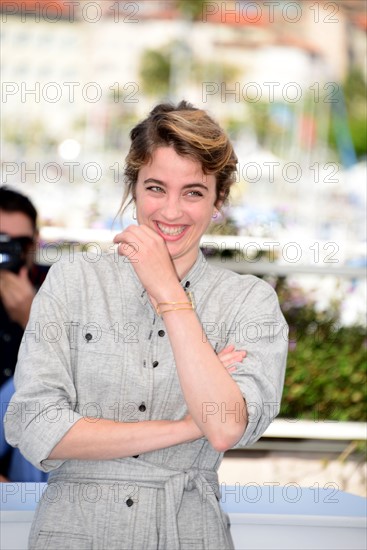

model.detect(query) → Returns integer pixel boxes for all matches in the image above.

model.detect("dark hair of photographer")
[0,186,49,387]
[0,186,37,232]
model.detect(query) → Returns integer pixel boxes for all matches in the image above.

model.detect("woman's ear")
[214,199,223,212]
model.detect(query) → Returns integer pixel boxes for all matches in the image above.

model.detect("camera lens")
[0,233,32,273]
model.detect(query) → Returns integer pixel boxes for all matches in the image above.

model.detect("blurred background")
[1,0,366,495]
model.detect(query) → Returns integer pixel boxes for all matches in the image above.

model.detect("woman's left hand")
[113,225,180,300]
[217,344,246,373]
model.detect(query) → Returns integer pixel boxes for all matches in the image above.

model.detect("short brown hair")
[120,100,237,212]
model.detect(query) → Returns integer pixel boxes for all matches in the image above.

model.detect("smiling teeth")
[157,223,186,236]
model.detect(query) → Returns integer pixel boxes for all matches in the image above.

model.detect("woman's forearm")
[114,225,247,452]
[48,416,202,460]
[154,286,247,452]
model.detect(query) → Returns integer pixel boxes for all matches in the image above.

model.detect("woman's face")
[134,146,217,276]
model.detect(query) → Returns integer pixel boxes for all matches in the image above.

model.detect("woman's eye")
[187,190,203,197]
[147,186,164,193]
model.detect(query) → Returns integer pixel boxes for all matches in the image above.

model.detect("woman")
[5,101,287,549]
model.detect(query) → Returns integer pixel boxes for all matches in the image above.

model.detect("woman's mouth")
[155,221,189,240]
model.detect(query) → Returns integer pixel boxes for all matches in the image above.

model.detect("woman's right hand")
[113,224,180,302]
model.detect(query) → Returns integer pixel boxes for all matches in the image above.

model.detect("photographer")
[0,186,48,481]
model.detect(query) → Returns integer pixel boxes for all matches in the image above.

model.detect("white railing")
[38,227,366,278]
[262,419,366,441]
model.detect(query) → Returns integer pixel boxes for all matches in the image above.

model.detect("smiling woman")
[131,147,217,277]
[5,101,288,550]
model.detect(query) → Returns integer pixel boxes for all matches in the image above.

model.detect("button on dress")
[5,251,288,549]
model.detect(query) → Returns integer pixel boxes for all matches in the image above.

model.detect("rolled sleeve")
[227,280,288,448]
[4,260,83,471]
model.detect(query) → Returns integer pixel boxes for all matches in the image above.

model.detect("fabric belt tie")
[160,468,229,550]
[49,458,230,550]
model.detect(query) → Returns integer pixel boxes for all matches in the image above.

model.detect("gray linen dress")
[5,250,288,550]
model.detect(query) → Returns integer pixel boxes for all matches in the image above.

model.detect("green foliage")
[139,47,172,97]
[328,68,367,159]
[176,0,206,20]
[2,120,57,153]
[139,42,240,98]
[275,279,367,421]
[192,61,239,84]
[343,67,367,157]
[245,102,271,147]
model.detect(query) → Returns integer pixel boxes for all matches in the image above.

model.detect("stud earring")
[212,210,218,219]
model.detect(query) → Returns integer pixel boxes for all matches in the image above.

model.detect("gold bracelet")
[159,305,194,314]
[156,302,192,315]
[156,292,195,316]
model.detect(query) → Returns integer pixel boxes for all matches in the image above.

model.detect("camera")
[0,233,34,273]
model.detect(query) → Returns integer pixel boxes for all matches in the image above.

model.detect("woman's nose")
[160,197,183,220]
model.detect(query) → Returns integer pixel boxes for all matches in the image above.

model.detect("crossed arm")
[48,344,246,460]
[49,225,248,461]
